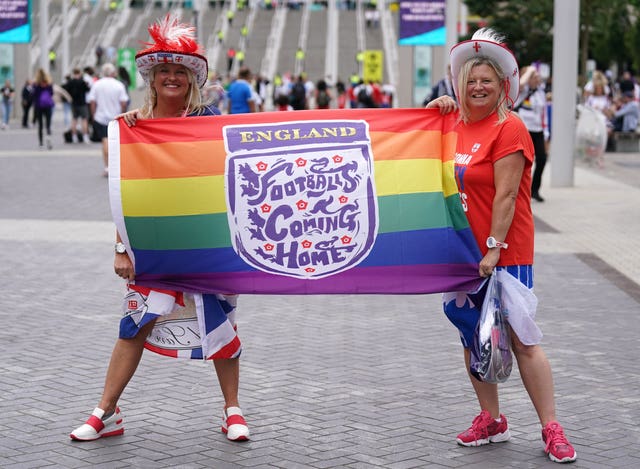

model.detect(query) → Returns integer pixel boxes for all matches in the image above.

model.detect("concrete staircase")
[33,0,398,107]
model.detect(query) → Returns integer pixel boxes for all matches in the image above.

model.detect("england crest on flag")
[224,120,378,279]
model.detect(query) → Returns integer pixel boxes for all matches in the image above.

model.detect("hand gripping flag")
[108,108,482,295]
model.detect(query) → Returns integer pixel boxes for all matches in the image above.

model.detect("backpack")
[290,82,306,109]
[38,87,54,108]
[317,90,330,107]
[357,86,375,107]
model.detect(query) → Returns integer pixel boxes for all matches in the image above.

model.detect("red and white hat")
[135,14,208,88]
[450,28,520,105]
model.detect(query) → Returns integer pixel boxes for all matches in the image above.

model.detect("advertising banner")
[0,0,31,43]
[398,0,446,46]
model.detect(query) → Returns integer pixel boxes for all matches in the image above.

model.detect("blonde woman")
[427,28,577,464]
[70,15,249,443]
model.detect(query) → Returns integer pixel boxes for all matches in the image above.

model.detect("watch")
[115,242,127,254]
[486,236,508,249]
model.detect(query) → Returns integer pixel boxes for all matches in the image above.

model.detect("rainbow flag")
[108,108,482,294]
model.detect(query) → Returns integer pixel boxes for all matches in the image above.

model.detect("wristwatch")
[486,236,508,249]
[115,242,127,254]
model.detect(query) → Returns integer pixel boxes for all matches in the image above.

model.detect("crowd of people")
[200,68,395,115]
[584,70,640,137]
[2,63,132,159]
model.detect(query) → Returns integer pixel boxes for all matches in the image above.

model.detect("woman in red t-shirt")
[427,28,576,464]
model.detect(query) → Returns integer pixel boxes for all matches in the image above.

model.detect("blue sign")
[399,0,446,46]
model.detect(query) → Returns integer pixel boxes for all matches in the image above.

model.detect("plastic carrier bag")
[470,271,513,383]
[575,104,608,163]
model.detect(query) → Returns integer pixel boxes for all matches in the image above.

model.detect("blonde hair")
[457,57,510,124]
[34,68,52,86]
[139,64,211,118]
[592,70,608,88]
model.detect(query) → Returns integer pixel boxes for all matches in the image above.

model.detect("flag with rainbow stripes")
[108,108,482,295]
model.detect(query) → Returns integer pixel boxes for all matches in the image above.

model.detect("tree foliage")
[462,0,640,80]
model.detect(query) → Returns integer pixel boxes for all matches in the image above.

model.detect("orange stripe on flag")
[120,141,226,179]
[371,130,444,161]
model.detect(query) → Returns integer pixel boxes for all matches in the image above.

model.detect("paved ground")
[1,114,639,469]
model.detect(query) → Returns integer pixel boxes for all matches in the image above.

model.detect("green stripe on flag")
[125,213,232,250]
[125,193,470,250]
[377,192,469,233]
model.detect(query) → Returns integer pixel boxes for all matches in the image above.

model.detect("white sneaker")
[221,406,250,441]
[70,407,124,441]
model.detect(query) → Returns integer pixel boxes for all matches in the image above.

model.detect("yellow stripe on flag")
[121,175,226,217]
[442,160,458,198]
[374,159,445,196]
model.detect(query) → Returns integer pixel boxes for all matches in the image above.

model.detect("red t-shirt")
[453,112,535,266]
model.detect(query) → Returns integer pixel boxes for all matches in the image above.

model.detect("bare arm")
[114,231,135,280]
[478,151,525,277]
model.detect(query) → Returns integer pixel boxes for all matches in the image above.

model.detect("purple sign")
[0,0,31,43]
[224,120,378,279]
[399,0,446,46]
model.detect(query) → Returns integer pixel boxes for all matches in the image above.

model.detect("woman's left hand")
[425,95,457,114]
[117,109,142,127]
[479,249,501,277]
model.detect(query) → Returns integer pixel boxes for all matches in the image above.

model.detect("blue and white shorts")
[442,265,533,348]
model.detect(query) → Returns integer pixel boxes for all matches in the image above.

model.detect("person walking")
[69,14,250,443]
[516,66,549,202]
[32,69,56,149]
[87,62,129,176]
[63,68,91,143]
[20,79,34,128]
[1,79,14,129]
[427,28,577,464]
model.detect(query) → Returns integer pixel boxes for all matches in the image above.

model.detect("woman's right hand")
[425,95,457,114]
[114,252,135,281]
[117,109,142,127]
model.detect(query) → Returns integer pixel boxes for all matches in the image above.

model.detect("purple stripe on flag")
[135,263,482,295]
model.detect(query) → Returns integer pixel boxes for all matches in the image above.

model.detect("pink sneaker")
[221,406,250,441]
[70,407,124,441]
[456,410,511,446]
[542,421,577,463]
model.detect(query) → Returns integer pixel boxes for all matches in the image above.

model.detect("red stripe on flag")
[117,109,457,145]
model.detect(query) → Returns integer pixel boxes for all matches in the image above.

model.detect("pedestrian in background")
[62,68,91,143]
[87,62,129,176]
[20,79,34,128]
[516,66,549,202]
[1,79,14,129]
[227,66,255,114]
[427,28,577,464]
[32,68,55,149]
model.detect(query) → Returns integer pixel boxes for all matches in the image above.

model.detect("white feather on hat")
[135,14,208,88]
[450,28,520,105]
